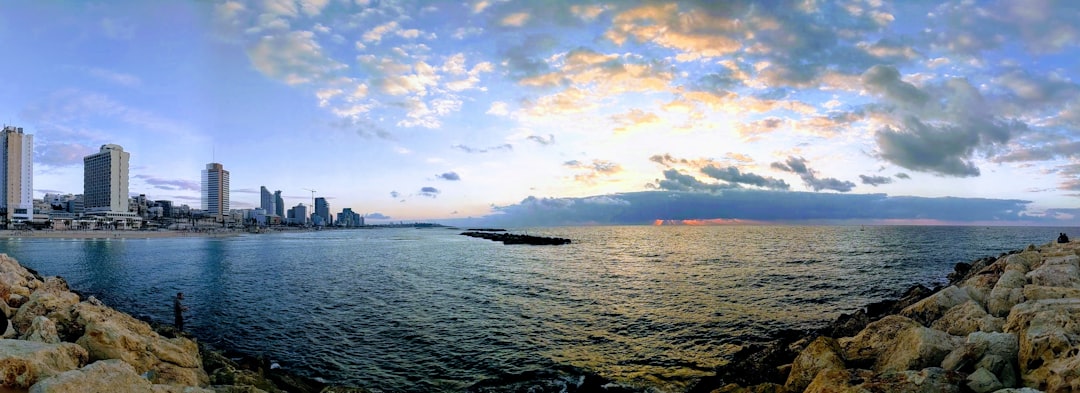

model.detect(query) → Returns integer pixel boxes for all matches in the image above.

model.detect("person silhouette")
[174,292,189,331]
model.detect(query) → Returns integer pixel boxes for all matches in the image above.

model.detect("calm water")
[0,225,1069,392]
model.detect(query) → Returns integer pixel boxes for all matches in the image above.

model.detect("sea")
[0,225,1070,392]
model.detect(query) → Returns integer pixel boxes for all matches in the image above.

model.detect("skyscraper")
[260,186,275,216]
[273,190,284,218]
[314,197,329,226]
[202,163,230,222]
[1,126,33,224]
[83,144,129,214]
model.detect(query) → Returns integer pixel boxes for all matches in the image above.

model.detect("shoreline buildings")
[83,144,138,223]
[202,163,230,223]
[1,126,33,226]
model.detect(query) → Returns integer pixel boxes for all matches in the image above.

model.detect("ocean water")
[0,225,1070,392]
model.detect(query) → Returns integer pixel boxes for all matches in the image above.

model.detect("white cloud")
[363,21,399,42]
[487,101,510,116]
[500,12,530,27]
[247,30,346,86]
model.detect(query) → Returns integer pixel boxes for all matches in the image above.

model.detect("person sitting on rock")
[1057,233,1070,243]
[174,292,189,331]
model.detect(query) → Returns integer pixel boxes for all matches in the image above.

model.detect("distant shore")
[0,229,247,239]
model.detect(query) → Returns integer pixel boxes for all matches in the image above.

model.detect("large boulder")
[0,339,88,388]
[988,270,1027,317]
[900,286,971,326]
[1003,298,1080,391]
[930,300,1003,336]
[23,316,61,344]
[1025,255,1080,288]
[11,277,80,338]
[784,337,846,393]
[840,315,921,367]
[805,367,963,393]
[73,301,207,387]
[28,359,151,393]
[0,254,41,305]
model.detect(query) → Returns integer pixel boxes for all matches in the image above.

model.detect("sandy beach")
[0,229,247,239]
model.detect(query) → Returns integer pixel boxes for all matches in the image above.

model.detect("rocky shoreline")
[0,253,362,393]
[690,239,1080,393]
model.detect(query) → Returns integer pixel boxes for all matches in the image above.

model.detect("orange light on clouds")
[653,218,763,226]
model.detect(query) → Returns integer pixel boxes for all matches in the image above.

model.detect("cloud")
[771,156,856,192]
[452,143,513,153]
[486,101,510,116]
[611,109,662,133]
[247,30,346,86]
[500,12,530,27]
[33,141,98,167]
[436,171,461,181]
[564,159,623,183]
[84,67,141,87]
[366,212,391,219]
[862,65,929,107]
[390,191,400,198]
[735,117,785,141]
[467,190,1047,227]
[859,175,893,187]
[701,165,790,190]
[526,134,555,145]
[653,169,734,193]
[133,175,200,191]
[419,186,440,198]
[896,173,911,180]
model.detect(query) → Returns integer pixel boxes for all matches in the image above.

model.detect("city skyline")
[3,2,1080,226]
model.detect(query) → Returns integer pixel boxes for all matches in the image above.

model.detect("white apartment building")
[202,162,230,222]
[83,144,130,214]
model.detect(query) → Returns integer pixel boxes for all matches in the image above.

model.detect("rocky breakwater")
[699,240,1080,393]
[0,253,349,393]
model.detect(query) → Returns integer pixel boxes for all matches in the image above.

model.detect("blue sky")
[2,1,1080,225]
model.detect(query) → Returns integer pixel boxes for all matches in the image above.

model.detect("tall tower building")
[273,190,284,217]
[314,197,329,226]
[83,144,129,214]
[260,186,275,216]
[201,163,230,222]
[1,126,34,224]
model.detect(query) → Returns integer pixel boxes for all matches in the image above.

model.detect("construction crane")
[302,188,316,211]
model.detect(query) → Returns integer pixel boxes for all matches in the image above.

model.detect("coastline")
[692,238,1080,393]
[0,229,246,239]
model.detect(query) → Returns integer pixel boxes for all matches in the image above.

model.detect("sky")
[2,0,1080,226]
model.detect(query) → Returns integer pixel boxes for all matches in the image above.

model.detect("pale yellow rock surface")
[24,315,60,344]
[900,285,972,326]
[930,300,1003,336]
[785,336,846,393]
[0,339,88,388]
[28,359,152,393]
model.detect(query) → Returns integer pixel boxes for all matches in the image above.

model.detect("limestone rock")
[0,339,88,388]
[879,325,961,372]
[966,367,1003,393]
[74,301,207,387]
[860,367,963,393]
[784,337,846,393]
[1003,252,1039,274]
[209,386,270,393]
[24,316,61,344]
[930,300,1004,336]
[12,277,80,337]
[1002,298,1080,391]
[151,384,216,393]
[840,315,922,368]
[803,368,873,393]
[1025,255,1080,288]
[28,359,151,393]
[900,285,971,326]
[1022,285,1080,301]
[988,270,1028,317]
[711,383,783,393]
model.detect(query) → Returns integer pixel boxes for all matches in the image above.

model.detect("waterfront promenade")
[0,229,244,239]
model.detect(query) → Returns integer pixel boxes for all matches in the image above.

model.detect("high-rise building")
[288,203,307,225]
[314,197,329,226]
[1,126,33,224]
[260,186,275,216]
[273,190,284,218]
[201,163,230,222]
[83,144,129,214]
[337,208,364,227]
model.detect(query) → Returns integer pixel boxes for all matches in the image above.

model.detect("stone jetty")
[694,239,1080,393]
[460,231,572,245]
[0,253,349,393]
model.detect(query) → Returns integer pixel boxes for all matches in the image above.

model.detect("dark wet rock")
[461,231,571,245]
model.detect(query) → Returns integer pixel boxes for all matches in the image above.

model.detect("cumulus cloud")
[419,186,440,197]
[771,156,856,192]
[436,171,461,181]
[859,175,893,187]
[247,30,345,86]
[611,109,662,133]
[390,191,400,198]
[701,165,790,190]
[564,159,623,183]
[452,143,513,153]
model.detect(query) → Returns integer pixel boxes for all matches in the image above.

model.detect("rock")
[1,319,14,339]
[840,315,922,368]
[878,325,961,372]
[24,316,61,343]
[1003,252,1039,274]
[1002,298,1080,391]
[991,388,1044,393]
[988,270,1027,317]
[73,301,208,387]
[1022,285,1080,301]
[710,383,783,393]
[1025,255,1080,288]
[930,300,1003,336]
[860,367,963,393]
[966,367,1003,393]
[210,386,270,393]
[803,368,873,393]
[151,385,216,393]
[900,286,972,326]
[784,336,846,393]
[11,279,80,337]
[0,339,88,388]
[29,359,151,393]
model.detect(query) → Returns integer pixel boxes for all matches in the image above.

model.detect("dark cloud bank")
[443,190,1074,227]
